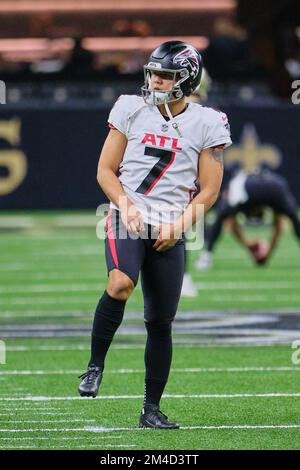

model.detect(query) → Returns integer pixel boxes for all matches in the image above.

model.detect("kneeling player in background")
[196,169,300,269]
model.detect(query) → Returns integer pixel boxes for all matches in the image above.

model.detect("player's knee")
[107,270,134,301]
[145,320,172,338]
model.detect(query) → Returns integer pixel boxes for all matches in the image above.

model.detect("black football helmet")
[142,40,203,105]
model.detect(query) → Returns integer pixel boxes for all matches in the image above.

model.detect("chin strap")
[164,102,182,138]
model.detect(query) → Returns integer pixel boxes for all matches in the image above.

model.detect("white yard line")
[0,428,106,432]
[4,342,292,352]
[0,392,300,402]
[182,425,300,430]
[1,366,300,376]
[0,420,96,424]
[0,444,136,449]
[0,424,300,435]
[0,413,79,416]
[0,436,123,440]
[0,407,67,411]
[86,424,300,432]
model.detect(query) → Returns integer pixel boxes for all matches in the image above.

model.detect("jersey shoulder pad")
[108,95,143,135]
[200,105,228,125]
[114,94,144,114]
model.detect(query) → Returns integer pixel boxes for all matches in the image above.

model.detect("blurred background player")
[196,168,300,270]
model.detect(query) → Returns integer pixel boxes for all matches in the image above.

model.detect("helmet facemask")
[141,65,190,105]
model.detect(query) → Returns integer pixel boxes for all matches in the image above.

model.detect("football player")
[196,169,300,269]
[78,41,232,429]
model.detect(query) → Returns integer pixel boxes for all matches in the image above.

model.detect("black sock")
[143,321,172,408]
[89,290,126,369]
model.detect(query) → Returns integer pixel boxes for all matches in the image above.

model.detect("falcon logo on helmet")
[141,40,203,105]
[173,48,200,79]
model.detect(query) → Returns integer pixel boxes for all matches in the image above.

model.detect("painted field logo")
[0,340,6,364]
[0,80,6,104]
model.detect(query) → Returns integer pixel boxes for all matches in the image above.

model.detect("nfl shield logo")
[161,124,169,132]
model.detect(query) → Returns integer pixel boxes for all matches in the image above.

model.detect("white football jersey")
[107,94,232,225]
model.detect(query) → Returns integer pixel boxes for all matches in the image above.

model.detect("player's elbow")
[96,166,106,188]
[96,170,102,186]
[205,188,220,209]
[97,166,114,190]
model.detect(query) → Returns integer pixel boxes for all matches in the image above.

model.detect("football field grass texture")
[0,210,299,317]
[0,211,300,450]
[1,340,300,450]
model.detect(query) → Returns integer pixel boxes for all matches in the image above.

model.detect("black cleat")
[139,404,179,429]
[78,365,103,398]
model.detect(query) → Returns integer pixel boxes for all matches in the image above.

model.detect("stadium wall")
[0,102,299,209]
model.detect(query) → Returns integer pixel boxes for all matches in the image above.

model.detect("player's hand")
[152,223,182,252]
[120,204,144,234]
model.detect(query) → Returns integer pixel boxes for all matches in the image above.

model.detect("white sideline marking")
[0,408,67,411]
[86,424,300,432]
[1,420,96,424]
[1,424,300,435]
[0,436,123,441]
[4,342,293,352]
[0,444,136,449]
[0,392,300,402]
[172,367,300,373]
[0,428,105,432]
[0,444,136,450]
[183,425,300,430]
[0,413,77,416]
[1,366,300,376]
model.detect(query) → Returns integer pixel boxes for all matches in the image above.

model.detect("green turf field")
[0,211,300,450]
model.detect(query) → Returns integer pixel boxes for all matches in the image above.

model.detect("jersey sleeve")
[202,111,232,149]
[107,95,130,135]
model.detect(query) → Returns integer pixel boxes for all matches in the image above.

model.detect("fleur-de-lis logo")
[225,124,281,173]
